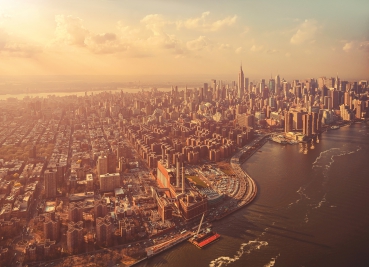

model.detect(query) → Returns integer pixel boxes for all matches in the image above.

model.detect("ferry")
[330,125,340,130]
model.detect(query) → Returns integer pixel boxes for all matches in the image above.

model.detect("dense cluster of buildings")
[0,70,367,265]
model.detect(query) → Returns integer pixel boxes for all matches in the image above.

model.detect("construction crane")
[196,213,205,237]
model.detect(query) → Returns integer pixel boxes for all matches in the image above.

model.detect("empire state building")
[238,65,244,98]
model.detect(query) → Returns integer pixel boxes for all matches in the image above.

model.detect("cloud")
[342,40,369,53]
[290,19,318,45]
[55,15,89,46]
[178,11,237,32]
[186,36,211,51]
[235,47,243,54]
[141,14,170,36]
[54,14,128,54]
[0,28,41,57]
[343,41,354,52]
[285,52,291,57]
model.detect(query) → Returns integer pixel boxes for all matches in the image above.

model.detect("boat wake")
[288,186,310,208]
[209,240,268,267]
[264,253,280,267]
[313,193,327,209]
[312,147,362,186]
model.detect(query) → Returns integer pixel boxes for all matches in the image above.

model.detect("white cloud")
[343,41,354,52]
[178,11,237,32]
[186,36,211,51]
[290,19,318,45]
[235,47,243,54]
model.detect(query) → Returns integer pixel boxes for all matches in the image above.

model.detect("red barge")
[189,230,221,249]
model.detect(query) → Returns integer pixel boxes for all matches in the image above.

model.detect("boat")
[189,213,221,248]
[189,230,221,249]
[330,126,340,130]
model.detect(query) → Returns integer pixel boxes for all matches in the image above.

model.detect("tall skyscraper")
[44,170,57,199]
[269,79,276,95]
[275,74,281,94]
[97,156,108,177]
[302,114,312,137]
[245,77,249,93]
[238,65,244,98]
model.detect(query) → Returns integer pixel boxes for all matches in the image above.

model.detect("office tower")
[199,87,204,101]
[312,112,318,134]
[326,77,335,89]
[324,96,332,109]
[275,74,281,94]
[269,79,275,94]
[245,78,249,93]
[335,74,340,90]
[344,92,351,107]
[341,81,348,92]
[238,65,244,98]
[284,111,294,133]
[44,170,57,199]
[318,77,326,89]
[67,221,84,254]
[330,90,340,109]
[97,156,108,177]
[259,79,265,95]
[302,114,312,137]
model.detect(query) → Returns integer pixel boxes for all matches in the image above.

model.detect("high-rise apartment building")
[44,214,60,242]
[67,221,84,254]
[99,173,120,192]
[44,170,57,199]
[96,216,113,247]
[97,156,108,177]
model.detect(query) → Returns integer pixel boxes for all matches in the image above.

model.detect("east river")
[138,122,369,267]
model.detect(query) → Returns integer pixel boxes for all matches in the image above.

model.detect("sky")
[0,0,368,81]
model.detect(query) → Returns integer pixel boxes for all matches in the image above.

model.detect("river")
[138,122,369,267]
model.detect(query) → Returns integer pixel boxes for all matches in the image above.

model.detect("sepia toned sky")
[0,0,368,80]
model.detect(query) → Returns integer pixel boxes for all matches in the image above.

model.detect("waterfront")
[137,122,369,267]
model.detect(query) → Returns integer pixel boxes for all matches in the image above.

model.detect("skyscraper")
[44,170,57,199]
[238,65,244,98]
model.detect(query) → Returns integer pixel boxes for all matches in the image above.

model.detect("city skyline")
[0,0,368,80]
